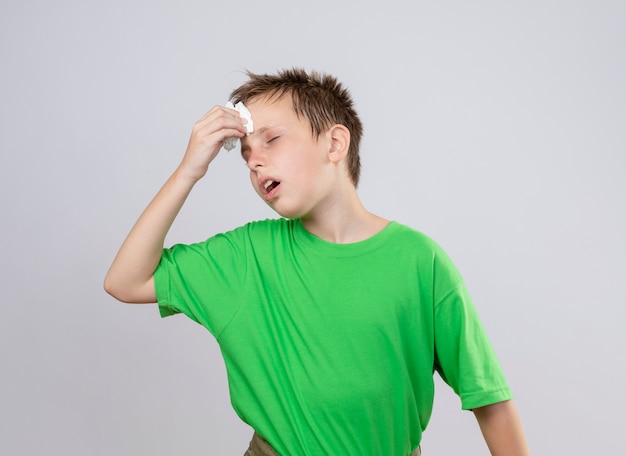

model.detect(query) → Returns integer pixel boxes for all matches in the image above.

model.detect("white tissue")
[223,101,254,151]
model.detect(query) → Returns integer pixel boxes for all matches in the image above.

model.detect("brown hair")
[230,68,364,187]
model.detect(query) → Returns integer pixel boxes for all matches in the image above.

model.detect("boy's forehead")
[246,93,297,130]
[247,92,293,116]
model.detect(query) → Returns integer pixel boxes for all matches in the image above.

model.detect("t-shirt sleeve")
[431,249,513,410]
[154,230,247,338]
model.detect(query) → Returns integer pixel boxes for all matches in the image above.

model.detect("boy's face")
[241,94,337,220]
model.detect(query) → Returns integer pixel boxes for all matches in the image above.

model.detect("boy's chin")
[271,208,299,220]
[266,202,305,220]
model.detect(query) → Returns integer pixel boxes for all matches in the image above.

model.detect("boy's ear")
[327,124,350,164]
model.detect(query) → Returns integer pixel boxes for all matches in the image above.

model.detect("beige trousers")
[244,432,421,456]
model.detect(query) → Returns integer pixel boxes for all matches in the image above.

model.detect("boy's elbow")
[103,275,157,304]
[103,276,127,302]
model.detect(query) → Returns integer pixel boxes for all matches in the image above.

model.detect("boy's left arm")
[473,399,530,455]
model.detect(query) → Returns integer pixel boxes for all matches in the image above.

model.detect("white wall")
[1,0,624,454]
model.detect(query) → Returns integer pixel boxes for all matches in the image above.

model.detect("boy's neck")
[300,190,389,244]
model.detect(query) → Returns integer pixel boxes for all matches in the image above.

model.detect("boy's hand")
[104,104,249,304]
[177,105,248,182]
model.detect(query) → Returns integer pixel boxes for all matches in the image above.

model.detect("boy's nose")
[246,147,266,170]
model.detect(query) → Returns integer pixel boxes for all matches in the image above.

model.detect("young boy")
[104,68,529,455]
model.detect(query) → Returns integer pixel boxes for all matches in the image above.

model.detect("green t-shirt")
[155,219,512,455]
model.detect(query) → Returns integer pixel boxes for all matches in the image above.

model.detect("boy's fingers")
[199,106,246,130]
[191,114,246,142]
[200,105,242,121]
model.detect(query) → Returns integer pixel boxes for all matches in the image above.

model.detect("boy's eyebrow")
[240,125,282,155]
[241,125,277,145]
[251,126,275,136]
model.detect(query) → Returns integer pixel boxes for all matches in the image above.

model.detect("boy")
[104,68,529,455]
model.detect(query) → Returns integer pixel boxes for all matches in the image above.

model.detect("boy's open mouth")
[263,180,280,193]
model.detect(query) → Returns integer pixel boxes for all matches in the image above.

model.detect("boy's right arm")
[103,106,248,303]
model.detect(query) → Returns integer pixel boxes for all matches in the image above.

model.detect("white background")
[1,0,624,454]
